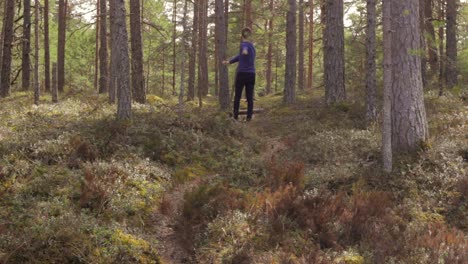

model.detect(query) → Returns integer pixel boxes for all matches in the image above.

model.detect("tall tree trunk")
[445,0,457,89]
[0,0,15,97]
[109,0,116,103]
[391,0,428,152]
[22,0,31,91]
[172,0,177,96]
[99,0,108,94]
[244,0,253,28]
[426,0,438,77]
[308,0,314,90]
[34,0,39,104]
[215,0,230,110]
[298,0,305,91]
[438,0,445,95]
[52,62,58,102]
[162,45,165,95]
[382,0,392,172]
[420,0,427,87]
[284,0,296,104]
[265,0,274,95]
[365,0,377,123]
[323,0,345,105]
[198,0,208,98]
[94,0,99,92]
[57,0,67,92]
[179,0,188,110]
[112,0,132,119]
[130,0,145,103]
[187,0,198,100]
[44,0,51,92]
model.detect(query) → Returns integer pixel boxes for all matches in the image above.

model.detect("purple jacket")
[229,41,256,73]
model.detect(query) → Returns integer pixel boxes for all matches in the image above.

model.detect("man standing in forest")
[223,27,256,121]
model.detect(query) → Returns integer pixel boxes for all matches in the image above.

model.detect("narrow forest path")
[151,111,289,263]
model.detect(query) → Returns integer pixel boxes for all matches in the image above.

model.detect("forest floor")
[0,89,467,263]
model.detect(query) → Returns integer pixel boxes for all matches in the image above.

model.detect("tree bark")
[308,0,314,90]
[198,0,208,98]
[0,0,15,97]
[420,0,427,87]
[57,0,67,92]
[22,0,31,91]
[34,0,39,104]
[438,0,445,95]
[265,0,274,95]
[391,0,428,152]
[108,0,116,103]
[179,0,188,110]
[445,0,457,89]
[52,62,58,102]
[187,0,198,100]
[99,0,108,94]
[215,0,230,110]
[244,0,253,28]
[44,0,51,92]
[425,0,438,77]
[172,0,177,96]
[298,0,305,91]
[284,0,296,104]
[382,0,392,172]
[94,0,100,92]
[323,0,345,105]
[130,0,145,103]
[365,0,377,123]
[112,0,132,119]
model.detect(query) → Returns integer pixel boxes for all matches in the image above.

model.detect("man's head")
[241,27,252,40]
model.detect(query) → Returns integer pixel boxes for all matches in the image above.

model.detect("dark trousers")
[233,72,255,120]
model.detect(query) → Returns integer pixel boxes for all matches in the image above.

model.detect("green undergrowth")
[1,90,467,263]
[181,90,467,263]
[0,92,259,263]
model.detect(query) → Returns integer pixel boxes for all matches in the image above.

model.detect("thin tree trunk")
[245,0,253,28]
[0,0,15,97]
[109,0,116,103]
[113,0,132,120]
[22,0,31,91]
[130,0,145,103]
[214,50,219,96]
[57,0,67,92]
[366,0,377,123]
[391,0,428,152]
[52,62,58,102]
[308,0,314,90]
[445,0,457,89]
[323,0,346,105]
[284,0,296,104]
[420,0,427,87]
[438,0,445,96]
[198,0,208,98]
[94,0,99,92]
[215,0,230,110]
[298,0,305,91]
[265,0,274,95]
[382,0,392,172]
[172,0,177,96]
[99,0,108,94]
[34,0,39,104]
[162,45,165,96]
[179,0,188,110]
[426,0,438,77]
[44,0,51,92]
[187,0,198,100]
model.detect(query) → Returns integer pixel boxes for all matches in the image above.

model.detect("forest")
[0,0,467,263]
